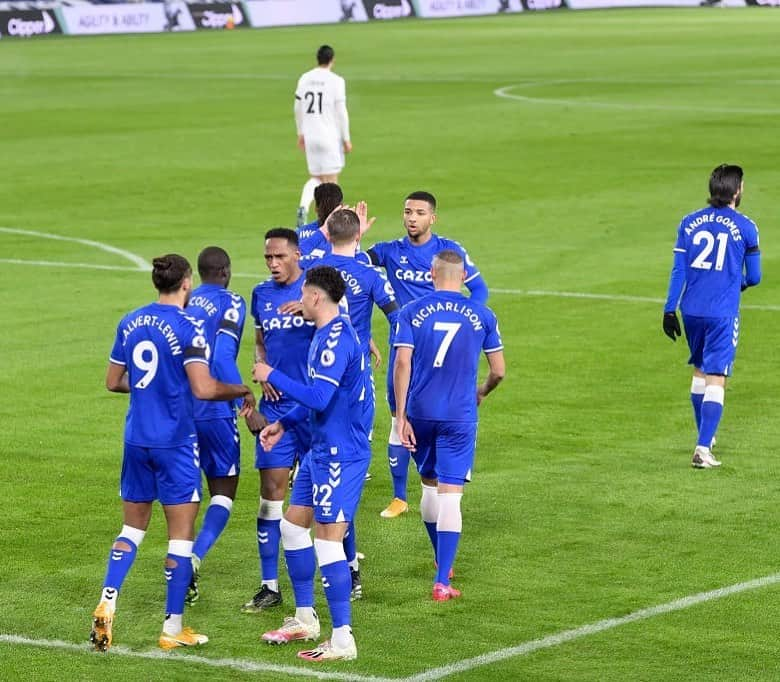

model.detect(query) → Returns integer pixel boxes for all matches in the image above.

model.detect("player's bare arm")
[254,327,281,401]
[477,350,506,406]
[369,338,382,369]
[105,362,130,393]
[185,361,256,416]
[393,346,416,451]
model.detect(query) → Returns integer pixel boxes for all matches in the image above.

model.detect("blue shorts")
[196,417,240,479]
[408,418,478,486]
[121,438,202,505]
[289,454,370,524]
[255,401,310,470]
[683,314,739,376]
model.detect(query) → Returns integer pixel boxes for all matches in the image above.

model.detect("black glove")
[662,312,681,341]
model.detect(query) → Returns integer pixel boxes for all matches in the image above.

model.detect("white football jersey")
[295,67,349,143]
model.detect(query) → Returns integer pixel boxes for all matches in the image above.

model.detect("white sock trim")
[163,613,183,635]
[420,484,439,524]
[314,538,346,567]
[210,495,233,512]
[437,493,463,533]
[295,606,317,625]
[168,540,193,557]
[389,416,402,446]
[280,518,312,551]
[119,525,146,547]
[703,385,725,405]
[259,498,284,520]
[691,377,706,394]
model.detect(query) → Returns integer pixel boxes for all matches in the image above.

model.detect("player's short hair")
[314,182,344,225]
[708,164,743,208]
[326,208,360,246]
[317,45,335,66]
[434,249,464,267]
[265,227,299,247]
[405,191,436,211]
[197,246,230,278]
[305,265,346,304]
[152,254,191,294]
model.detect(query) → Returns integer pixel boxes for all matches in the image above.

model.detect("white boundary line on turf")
[0,227,152,271]
[407,571,780,681]
[0,634,391,682]
[2,229,777,312]
[494,80,780,115]
[4,572,780,680]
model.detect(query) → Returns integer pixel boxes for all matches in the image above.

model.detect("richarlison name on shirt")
[685,212,743,241]
[121,315,184,355]
[411,301,484,330]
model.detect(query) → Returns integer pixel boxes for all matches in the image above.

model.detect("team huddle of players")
[87,36,761,663]
[89,188,506,662]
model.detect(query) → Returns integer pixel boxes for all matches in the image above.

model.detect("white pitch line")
[0,634,392,682]
[0,227,152,271]
[4,572,780,680]
[407,572,780,681]
[2,236,776,313]
[0,258,147,273]
[494,82,780,115]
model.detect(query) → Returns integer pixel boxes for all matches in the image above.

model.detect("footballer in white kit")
[294,45,352,227]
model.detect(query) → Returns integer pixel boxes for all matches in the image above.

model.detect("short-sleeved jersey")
[297,220,321,243]
[394,291,503,423]
[299,230,332,258]
[368,234,480,306]
[295,67,347,143]
[187,283,246,421]
[673,206,760,318]
[308,253,397,356]
[251,274,316,411]
[306,317,370,461]
[109,302,209,447]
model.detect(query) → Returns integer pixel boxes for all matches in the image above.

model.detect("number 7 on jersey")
[432,322,461,368]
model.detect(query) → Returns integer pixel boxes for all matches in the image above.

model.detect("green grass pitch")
[1,9,780,680]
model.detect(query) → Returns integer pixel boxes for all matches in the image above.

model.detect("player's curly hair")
[265,227,299,246]
[406,191,436,210]
[315,183,344,226]
[305,265,346,304]
[152,254,191,294]
[708,164,743,208]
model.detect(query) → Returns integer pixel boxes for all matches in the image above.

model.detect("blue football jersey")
[673,206,760,317]
[368,234,481,306]
[394,291,503,422]
[187,283,246,421]
[306,317,370,461]
[299,230,332,258]
[311,253,397,356]
[109,302,209,447]
[297,220,321,243]
[251,274,316,411]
